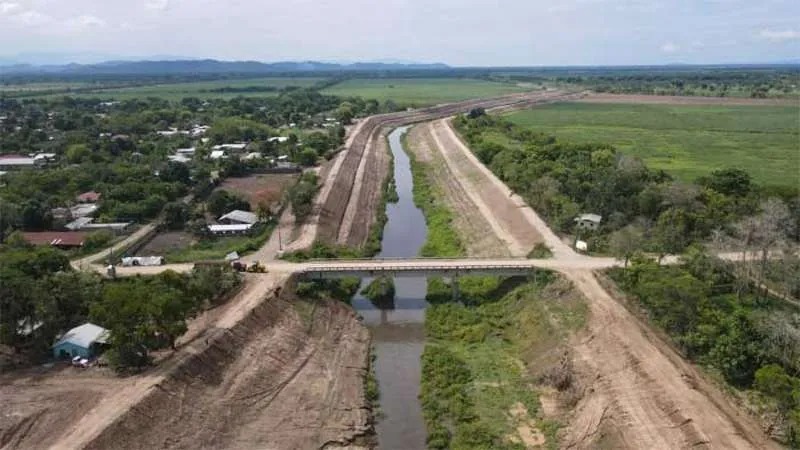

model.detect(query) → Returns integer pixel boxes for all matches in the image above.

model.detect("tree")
[160,161,191,184]
[754,364,798,412]
[84,230,114,251]
[335,102,354,125]
[297,148,318,166]
[207,190,250,217]
[0,199,20,242]
[21,199,52,231]
[653,207,689,261]
[609,224,645,267]
[703,168,752,197]
[163,202,190,230]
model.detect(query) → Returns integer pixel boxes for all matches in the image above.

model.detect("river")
[351,126,429,449]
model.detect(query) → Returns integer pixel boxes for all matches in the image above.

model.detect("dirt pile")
[81,285,372,450]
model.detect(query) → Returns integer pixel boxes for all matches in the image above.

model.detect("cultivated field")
[505,102,800,185]
[322,78,534,106]
[35,77,324,100]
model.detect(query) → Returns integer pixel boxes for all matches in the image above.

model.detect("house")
[219,210,258,225]
[241,152,262,161]
[168,154,192,164]
[175,147,196,155]
[22,231,87,248]
[52,323,110,359]
[209,150,227,160]
[70,203,99,218]
[76,191,101,203]
[267,136,289,144]
[66,217,131,232]
[0,155,38,170]
[574,213,602,231]
[212,143,248,152]
[208,224,253,235]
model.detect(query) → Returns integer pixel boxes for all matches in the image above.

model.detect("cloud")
[11,9,51,26]
[660,42,679,53]
[145,0,169,11]
[66,14,106,28]
[759,29,800,42]
[0,1,20,15]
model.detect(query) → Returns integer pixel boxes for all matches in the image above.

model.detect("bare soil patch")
[579,93,797,106]
[134,231,193,256]
[0,367,125,449]
[82,286,372,450]
[218,173,298,210]
[561,269,774,449]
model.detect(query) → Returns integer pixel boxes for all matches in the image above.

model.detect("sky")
[0,0,798,66]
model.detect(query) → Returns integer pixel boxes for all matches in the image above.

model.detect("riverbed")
[351,126,429,449]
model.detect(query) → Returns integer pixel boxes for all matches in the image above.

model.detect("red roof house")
[76,191,102,203]
[22,231,87,248]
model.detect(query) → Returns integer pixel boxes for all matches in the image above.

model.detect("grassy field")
[505,102,800,185]
[27,77,325,100]
[323,78,532,106]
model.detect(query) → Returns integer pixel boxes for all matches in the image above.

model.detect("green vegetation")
[407,141,464,257]
[360,275,395,303]
[454,113,799,256]
[294,277,361,303]
[323,78,530,107]
[287,172,319,221]
[27,77,325,100]
[505,103,800,185]
[421,276,586,449]
[165,224,273,263]
[609,250,800,445]
[0,241,241,368]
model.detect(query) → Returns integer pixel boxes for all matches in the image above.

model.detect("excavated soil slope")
[83,287,372,450]
[316,91,582,247]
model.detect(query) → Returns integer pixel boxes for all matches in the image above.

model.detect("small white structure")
[121,256,164,267]
[70,203,99,218]
[242,152,262,161]
[575,213,602,231]
[208,224,253,235]
[212,143,248,152]
[176,147,196,155]
[219,210,258,225]
[65,217,93,231]
[168,154,192,164]
[209,150,227,160]
[225,251,240,261]
[267,136,289,143]
[575,240,588,252]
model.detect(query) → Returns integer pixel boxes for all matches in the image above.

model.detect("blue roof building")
[52,323,110,359]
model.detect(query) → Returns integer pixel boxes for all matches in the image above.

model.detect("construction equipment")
[246,260,266,273]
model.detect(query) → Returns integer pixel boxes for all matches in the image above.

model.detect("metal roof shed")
[52,323,110,359]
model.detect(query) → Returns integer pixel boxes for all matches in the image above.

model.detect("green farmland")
[23,77,325,100]
[322,78,533,106]
[505,102,800,186]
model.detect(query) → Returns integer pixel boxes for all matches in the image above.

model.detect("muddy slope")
[84,288,372,450]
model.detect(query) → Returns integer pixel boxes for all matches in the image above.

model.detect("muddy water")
[351,126,428,449]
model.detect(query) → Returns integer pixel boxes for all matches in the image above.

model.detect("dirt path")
[405,124,511,258]
[578,93,798,106]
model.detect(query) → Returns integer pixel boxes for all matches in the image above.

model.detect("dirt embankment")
[404,124,511,258]
[83,282,372,450]
[315,90,581,248]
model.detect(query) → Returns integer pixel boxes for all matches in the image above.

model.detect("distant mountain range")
[0,59,450,75]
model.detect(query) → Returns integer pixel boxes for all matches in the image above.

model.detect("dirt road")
[414,118,775,449]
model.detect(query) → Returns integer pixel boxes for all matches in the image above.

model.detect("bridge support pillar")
[451,275,460,302]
